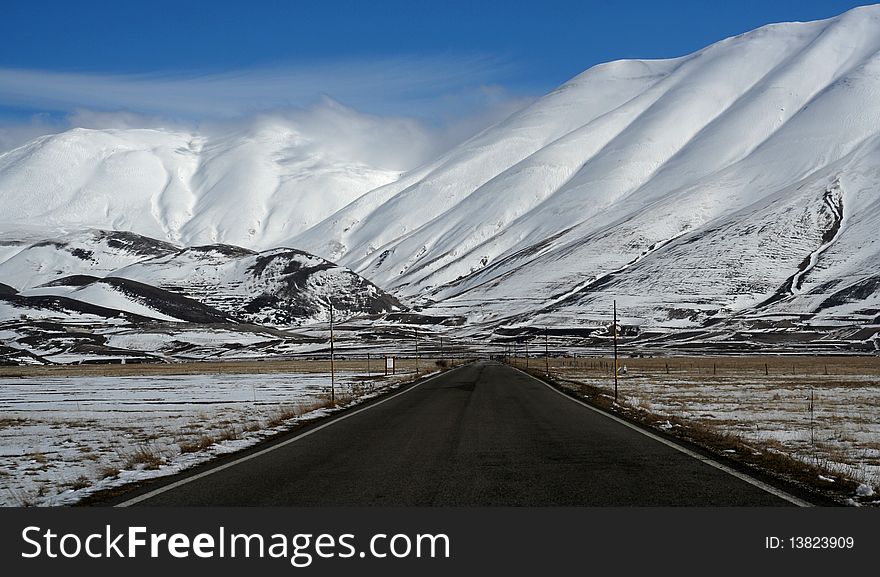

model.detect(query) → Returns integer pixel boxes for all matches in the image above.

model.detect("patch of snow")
[855,483,875,497]
[0,369,420,506]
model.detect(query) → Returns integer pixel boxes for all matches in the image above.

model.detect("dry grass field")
[513,354,880,503]
[0,358,457,506]
[0,356,454,378]
[2,353,876,505]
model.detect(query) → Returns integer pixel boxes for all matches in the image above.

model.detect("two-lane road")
[113,361,806,506]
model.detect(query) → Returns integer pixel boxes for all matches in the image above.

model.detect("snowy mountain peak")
[278,5,880,340]
[0,120,402,250]
[3,6,880,349]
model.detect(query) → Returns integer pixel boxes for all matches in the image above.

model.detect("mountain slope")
[0,230,404,326]
[2,6,880,344]
[287,5,880,336]
[0,121,401,250]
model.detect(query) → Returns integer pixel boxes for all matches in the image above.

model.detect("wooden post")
[810,387,815,448]
[613,300,618,402]
[765,363,769,376]
[329,304,335,405]
[525,340,529,369]
[545,329,549,376]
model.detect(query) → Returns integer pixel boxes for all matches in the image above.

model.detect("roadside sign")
[385,356,395,375]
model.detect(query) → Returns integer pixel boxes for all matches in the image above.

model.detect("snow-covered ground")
[551,363,880,496]
[0,369,421,506]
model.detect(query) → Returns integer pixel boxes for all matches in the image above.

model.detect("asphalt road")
[114,361,803,506]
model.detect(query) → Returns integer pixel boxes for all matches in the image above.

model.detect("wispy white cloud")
[0,56,535,163]
[0,55,513,119]
[0,114,66,153]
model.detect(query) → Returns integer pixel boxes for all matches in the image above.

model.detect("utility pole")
[613,299,618,402]
[545,329,549,376]
[329,303,336,405]
[809,387,815,448]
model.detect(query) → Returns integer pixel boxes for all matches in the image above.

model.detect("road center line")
[509,364,813,507]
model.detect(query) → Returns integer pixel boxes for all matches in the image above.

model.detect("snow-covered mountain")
[0,118,401,250]
[0,229,405,363]
[2,5,880,351]
[0,229,402,326]
[288,5,880,343]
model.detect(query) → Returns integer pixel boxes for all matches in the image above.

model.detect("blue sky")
[0,0,873,151]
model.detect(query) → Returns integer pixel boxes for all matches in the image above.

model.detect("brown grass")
[265,400,330,428]
[67,475,91,491]
[522,364,869,503]
[0,357,456,379]
[266,405,301,428]
[123,445,164,470]
[0,417,30,429]
[521,354,880,379]
[98,465,120,479]
[179,435,215,454]
[217,427,240,442]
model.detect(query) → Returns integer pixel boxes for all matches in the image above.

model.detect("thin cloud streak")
[0,55,514,120]
[0,56,536,166]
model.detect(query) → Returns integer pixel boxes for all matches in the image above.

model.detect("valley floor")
[0,355,876,506]
[0,361,434,506]
[530,355,880,504]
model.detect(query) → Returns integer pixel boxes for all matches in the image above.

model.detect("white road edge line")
[510,365,813,507]
[115,368,455,507]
